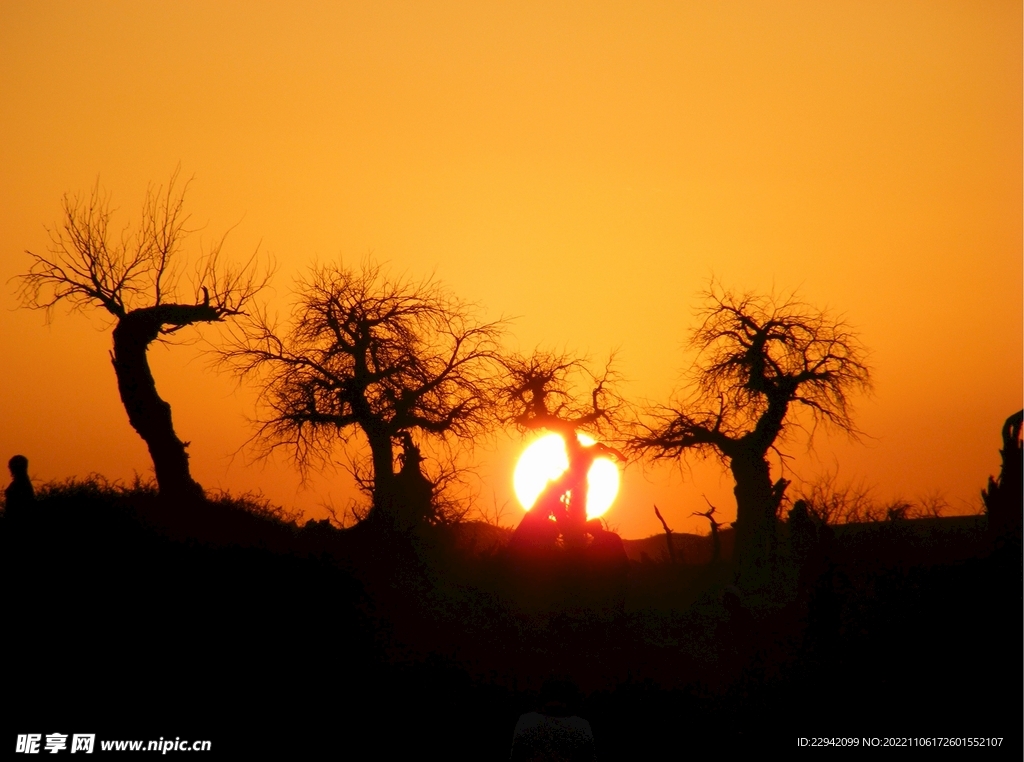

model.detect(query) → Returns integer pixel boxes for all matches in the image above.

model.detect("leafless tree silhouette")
[501,350,625,439]
[692,496,726,564]
[499,350,627,542]
[632,283,871,579]
[17,170,268,501]
[795,471,878,525]
[222,260,505,530]
[795,471,951,526]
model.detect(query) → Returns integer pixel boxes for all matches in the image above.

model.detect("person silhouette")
[4,455,35,519]
[510,677,596,761]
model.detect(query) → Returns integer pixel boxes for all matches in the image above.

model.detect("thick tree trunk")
[363,431,434,531]
[730,454,773,570]
[364,423,400,526]
[730,451,788,582]
[111,307,214,503]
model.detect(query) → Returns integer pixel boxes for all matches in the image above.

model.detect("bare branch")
[500,349,627,440]
[632,282,872,463]
[17,170,267,331]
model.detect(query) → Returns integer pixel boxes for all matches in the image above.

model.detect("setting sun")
[513,432,621,519]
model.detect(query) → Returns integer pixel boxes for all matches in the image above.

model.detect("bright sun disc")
[513,432,620,519]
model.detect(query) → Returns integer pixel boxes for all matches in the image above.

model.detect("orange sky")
[1,1,1020,539]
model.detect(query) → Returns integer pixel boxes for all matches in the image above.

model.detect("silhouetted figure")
[4,455,35,519]
[511,677,596,762]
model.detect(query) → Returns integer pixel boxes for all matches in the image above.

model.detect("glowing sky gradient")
[1,1,1020,538]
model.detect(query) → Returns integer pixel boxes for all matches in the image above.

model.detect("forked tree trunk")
[111,306,216,503]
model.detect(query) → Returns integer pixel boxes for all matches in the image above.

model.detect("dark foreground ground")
[2,483,1021,757]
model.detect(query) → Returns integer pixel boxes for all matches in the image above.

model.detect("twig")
[653,504,676,564]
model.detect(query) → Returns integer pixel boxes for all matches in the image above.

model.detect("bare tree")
[499,350,627,543]
[222,260,505,530]
[632,283,871,579]
[692,496,726,564]
[17,171,267,502]
[501,350,624,438]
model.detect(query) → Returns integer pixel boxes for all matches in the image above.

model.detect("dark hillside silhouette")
[1,453,1019,755]
[17,171,268,502]
[632,284,871,585]
[622,527,736,564]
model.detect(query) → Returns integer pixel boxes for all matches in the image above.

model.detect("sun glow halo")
[513,432,620,519]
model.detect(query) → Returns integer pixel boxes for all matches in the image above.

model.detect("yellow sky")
[1,1,1020,538]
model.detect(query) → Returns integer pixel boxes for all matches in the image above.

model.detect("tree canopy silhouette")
[223,260,505,530]
[501,350,624,439]
[500,350,627,543]
[632,284,871,578]
[18,170,267,502]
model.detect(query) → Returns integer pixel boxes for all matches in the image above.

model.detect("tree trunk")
[111,308,210,503]
[364,423,400,527]
[730,452,776,580]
